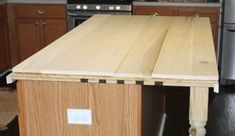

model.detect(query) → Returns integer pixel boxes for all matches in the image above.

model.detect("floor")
[0,116,19,136]
[0,79,19,136]
[207,85,235,136]
[0,85,235,136]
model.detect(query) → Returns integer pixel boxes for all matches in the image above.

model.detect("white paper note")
[67,109,92,125]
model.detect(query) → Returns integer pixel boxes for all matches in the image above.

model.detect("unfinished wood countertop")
[12,15,218,88]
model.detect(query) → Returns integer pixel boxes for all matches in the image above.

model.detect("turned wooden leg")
[189,87,209,136]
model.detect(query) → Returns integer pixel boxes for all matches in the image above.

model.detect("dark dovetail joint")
[155,81,163,86]
[136,80,144,85]
[99,79,106,84]
[117,80,125,84]
[80,79,88,83]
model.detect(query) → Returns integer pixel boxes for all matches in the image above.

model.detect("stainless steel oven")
[67,11,91,31]
[67,2,132,31]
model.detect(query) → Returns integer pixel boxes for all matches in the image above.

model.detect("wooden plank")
[18,80,141,136]
[152,17,194,79]
[191,18,218,80]
[152,17,218,81]
[116,16,172,78]
[43,15,149,76]
[14,15,152,77]
[12,15,111,73]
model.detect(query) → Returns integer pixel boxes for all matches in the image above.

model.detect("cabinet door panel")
[177,7,219,23]
[0,4,10,72]
[14,4,66,19]
[16,19,41,62]
[42,19,66,47]
[10,4,67,65]
[133,6,176,16]
[0,22,10,72]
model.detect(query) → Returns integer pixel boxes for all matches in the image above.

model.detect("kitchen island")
[11,15,218,136]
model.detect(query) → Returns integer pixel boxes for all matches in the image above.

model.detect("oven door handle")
[67,13,80,16]
[67,13,91,19]
[228,29,235,32]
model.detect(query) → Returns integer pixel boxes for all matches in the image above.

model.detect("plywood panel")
[17,80,141,136]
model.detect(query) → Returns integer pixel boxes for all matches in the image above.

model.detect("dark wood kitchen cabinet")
[0,4,10,73]
[133,6,176,16]
[133,6,219,52]
[10,4,66,64]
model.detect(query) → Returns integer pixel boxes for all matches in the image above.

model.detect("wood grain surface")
[12,15,218,88]
[17,80,141,136]
[152,17,218,80]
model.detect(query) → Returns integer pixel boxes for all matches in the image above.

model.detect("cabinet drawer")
[133,6,176,16]
[14,4,66,19]
[177,7,219,23]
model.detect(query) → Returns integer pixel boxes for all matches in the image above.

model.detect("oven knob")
[76,5,81,9]
[83,5,88,10]
[115,6,121,10]
[109,6,114,10]
[96,5,101,10]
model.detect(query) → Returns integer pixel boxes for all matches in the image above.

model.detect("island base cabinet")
[16,80,209,136]
[17,80,141,136]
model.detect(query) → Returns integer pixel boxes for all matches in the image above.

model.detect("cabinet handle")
[36,9,45,15]
[34,22,39,26]
[152,12,159,16]
[42,22,46,26]
[228,29,235,32]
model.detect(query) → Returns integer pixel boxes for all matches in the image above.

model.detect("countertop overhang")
[11,15,219,89]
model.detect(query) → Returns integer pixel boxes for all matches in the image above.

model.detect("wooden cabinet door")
[41,19,66,48]
[133,6,176,16]
[0,20,10,72]
[11,4,66,65]
[0,4,10,72]
[177,7,219,23]
[16,19,41,62]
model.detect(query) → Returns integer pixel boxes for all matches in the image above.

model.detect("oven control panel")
[68,4,132,12]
